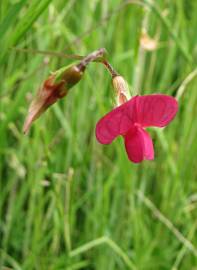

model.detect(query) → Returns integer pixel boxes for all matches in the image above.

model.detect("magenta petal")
[141,129,154,160]
[124,127,154,163]
[136,94,178,127]
[124,127,143,163]
[95,97,138,144]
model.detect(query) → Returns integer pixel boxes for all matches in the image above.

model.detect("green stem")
[142,0,192,64]
[69,236,136,270]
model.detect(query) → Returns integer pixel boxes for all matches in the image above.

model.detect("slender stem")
[76,48,107,70]
[102,60,119,78]
[12,46,120,80]
[133,1,151,94]
[11,47,84,60]
[176,68,197,100]
[137,190,197,257]
[69,236,136,270]
[11,47,108,64]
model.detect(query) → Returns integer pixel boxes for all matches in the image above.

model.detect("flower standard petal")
[136,94,178,128]
[95,96,138,144]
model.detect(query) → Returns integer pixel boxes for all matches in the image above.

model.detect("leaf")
[11,0,53,45]
[0,0,28,40]
[0,0,53,64]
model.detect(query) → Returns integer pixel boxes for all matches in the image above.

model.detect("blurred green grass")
[0,0,197,269]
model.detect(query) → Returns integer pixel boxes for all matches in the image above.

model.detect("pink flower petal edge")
[95,94,178,163]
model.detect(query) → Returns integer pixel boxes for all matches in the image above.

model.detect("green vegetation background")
[0,0,197,269]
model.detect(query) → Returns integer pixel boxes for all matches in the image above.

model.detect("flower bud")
[23,64,85,134]
[140,30,157,51]
[112,75,130,106]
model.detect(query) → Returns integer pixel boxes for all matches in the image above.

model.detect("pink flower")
[96,94,178,163]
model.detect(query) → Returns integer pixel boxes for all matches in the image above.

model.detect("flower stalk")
[23,48,107,134]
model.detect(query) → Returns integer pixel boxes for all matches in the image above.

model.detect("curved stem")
[102,60,119,78]
[76,48,107,71]
[12,46,119,79]
[11,47,84,60]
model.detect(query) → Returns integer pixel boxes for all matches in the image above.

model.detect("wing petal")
[136,94,178,127]
[141,129,154,160]
[96,97,137,144]
[124,126,154,163]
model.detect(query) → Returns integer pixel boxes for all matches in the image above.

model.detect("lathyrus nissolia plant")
[23,48,178,163]
[23,48,107,134]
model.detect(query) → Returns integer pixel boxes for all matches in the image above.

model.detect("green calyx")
[51,48,108,93]
[53,64,85,90]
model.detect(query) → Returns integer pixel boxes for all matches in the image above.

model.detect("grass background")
[0,0,197,269]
